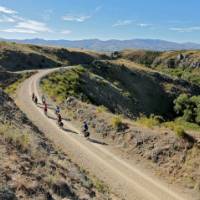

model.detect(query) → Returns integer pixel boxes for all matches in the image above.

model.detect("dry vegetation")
[0,41,108,72]
[60,97,200,195]
[116,49,200,85]
[0,90,115,200]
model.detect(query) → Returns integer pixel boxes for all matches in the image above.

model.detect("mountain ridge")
[1,38,200,51]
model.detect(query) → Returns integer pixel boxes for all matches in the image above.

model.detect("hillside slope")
[0,69,20,88]
[0,89,114,200]
[0,42,108,71]
[116,49,200,85]
[41,61,200,119]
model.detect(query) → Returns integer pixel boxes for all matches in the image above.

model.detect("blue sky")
[0,0,200,43]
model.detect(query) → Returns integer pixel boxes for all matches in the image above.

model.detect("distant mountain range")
[1,38,200,51]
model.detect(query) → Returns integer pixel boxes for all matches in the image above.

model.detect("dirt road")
[15,68,193,200]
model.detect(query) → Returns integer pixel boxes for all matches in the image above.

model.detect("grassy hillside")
[0,71,34,96]
[0,89,114,200]
[41,61,200,119]
[0,69,20,88]
[63,97,200,194]
[0,41,108,71]
[116,49,200,85]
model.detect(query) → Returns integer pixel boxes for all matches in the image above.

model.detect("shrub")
[111,115,123,129]
[41,66,89,103]
[1,124,31,152]
[174,94,200,125]
[183,109,193,122]
[163,118,200,132]
[174,93,190,115]
[136,114,162,128]
[96,106,108,113]
[174,127,186,138]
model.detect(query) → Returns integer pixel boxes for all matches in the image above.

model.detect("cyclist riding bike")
[82,121,90,138]
[57,113,62,123]
[57,113,63,128]
[83,121,88,132]
[55,106,60,115]
[32,93,35,101]
[34,96,38,104]
[44,103,48,115]
[42,95,46,105]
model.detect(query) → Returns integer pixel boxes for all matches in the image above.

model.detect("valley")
[0,42,200,199]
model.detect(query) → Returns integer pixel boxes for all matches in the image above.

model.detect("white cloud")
[137,23,152,27]
[0,5,52,34]
[170,26,200,32]
[16,19,51,32]
[1,28,37,34]
[62,14,91,22]
[61,30,71,34]
[0,6,17,14]
[0,15,15,23]
[113,20,132,27]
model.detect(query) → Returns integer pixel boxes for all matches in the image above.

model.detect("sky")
[0,0,200,43]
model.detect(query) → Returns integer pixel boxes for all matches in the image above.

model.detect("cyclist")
[44,103,48,115]
[82,121,90,138]
[32,93,35,101]
[42,95,46,105]
[34,96,38,104]
[57,113,62,124]
[55,105,60,115]
[83,121,89,132]
[57,113,63,128]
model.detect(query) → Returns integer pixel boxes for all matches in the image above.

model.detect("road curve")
[15,68,193,200]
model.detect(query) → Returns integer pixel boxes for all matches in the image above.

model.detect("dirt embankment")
[0,90,114,200]
[60,96,200,195]
[0,70,20,88]
[41,63,200,119]
[115,49,200,85]
[116,49,200,69]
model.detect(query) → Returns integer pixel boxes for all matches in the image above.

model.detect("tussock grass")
[92,177,109,193]
[111,115,123,129]
[174,127,186,138]
[0,124,31,152]
[136,114,162,128]
[96,105,108,113]
[163,118,200,133]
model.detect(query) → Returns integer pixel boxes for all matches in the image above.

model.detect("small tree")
[174,94,200,124]
[174,93,190,115]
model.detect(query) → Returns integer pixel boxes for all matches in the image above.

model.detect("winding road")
[15,67,194,200]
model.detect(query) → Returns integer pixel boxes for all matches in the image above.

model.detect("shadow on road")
[62,118,71,121]
[37,104,55,109]
[47,115,57,120]
[62,127,79,134]
[88,138,108,146]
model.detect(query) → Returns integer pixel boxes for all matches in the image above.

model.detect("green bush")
[174,127,186,138]
[41,66,88,103]
[174,94,200,125]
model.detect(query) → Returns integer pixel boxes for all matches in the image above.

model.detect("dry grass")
[136,114,161,129]
[4,72,35,96]
[96,105,108,113]
[0,124,31,152]
[111,115,123,129]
